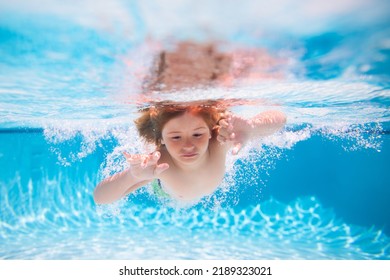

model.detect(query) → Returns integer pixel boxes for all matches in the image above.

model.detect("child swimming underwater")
[93,41,286,204]
[93,101,286,204]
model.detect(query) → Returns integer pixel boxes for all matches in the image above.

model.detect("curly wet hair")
[134,100,226,148]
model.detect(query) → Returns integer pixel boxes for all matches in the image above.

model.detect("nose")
[182,137,195,150]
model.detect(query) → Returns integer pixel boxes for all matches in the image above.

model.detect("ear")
[161,138,165,145]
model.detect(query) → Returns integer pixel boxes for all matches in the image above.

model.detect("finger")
[217,135,226,143]
[144,151,161,167]
[123,152,132,159]
[124,153,143,165]
[219,119,229,128]
[221,112,232,120]
[153,151,161,160]
[220,120,235,132]
[232,142,242,155]
[218,128,230,139]
[124,153,142,160]
[137,154,149,168]
[219,129,236,142]
[154,163,169,175]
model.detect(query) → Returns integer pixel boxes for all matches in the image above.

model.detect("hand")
[217,113,252,155]
[123,151,169,181]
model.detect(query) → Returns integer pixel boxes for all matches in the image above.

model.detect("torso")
[157,139,229,203]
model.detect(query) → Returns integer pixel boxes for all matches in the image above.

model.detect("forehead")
[162,112,208,131]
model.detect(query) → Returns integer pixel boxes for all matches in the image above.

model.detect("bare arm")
[93,169,149,205]
[248,110,287,137]
[93,151,169,204]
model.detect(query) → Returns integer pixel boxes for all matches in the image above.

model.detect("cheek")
[164,140,180,152]
[197,137,210,149]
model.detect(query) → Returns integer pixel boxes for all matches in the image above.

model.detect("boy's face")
[161,112,211,165]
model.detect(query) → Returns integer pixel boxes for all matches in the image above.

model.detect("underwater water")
[0,0,390,259]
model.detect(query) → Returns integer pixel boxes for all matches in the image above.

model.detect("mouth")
[181,153,198,158]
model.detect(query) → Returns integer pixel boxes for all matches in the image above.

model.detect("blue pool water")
[1,0,390,259]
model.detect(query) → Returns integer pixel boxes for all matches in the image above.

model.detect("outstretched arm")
[93,151,169,204]
[217,110,286,154]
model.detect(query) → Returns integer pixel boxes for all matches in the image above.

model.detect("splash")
[319,122,383,152]
[41,105,385,213]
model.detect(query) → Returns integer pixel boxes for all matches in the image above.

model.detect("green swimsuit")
[151,179,170,199]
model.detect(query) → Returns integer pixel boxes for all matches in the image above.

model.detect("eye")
[171,136,181,140]
[193,133,203,138]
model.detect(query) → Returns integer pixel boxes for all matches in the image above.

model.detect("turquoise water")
[0,0,389,259]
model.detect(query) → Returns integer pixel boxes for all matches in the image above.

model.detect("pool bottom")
[1,197,389,260]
